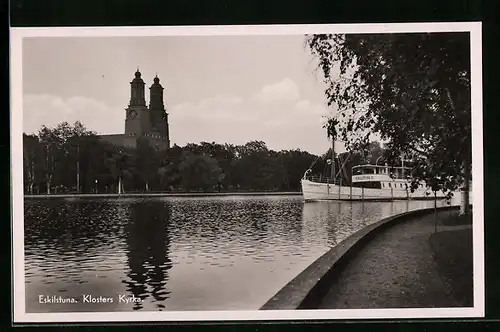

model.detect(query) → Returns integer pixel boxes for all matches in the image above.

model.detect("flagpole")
[330,138,335,183]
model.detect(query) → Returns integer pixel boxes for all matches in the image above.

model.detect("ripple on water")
[24,196,447,311]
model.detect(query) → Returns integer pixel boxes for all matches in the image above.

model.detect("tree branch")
[445,87,456,111]
[407,144,429,158]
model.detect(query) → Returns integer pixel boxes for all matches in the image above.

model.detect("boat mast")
[401,152,405,178]
[330,138,335,182]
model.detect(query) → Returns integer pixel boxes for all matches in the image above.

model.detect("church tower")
[101,69,171,151]
[124,68,150,149]
[148,75,170,150]
[130,68,146,106]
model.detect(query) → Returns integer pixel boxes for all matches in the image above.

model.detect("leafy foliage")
[178,152,221,191]
[23,121,398,194]
[23,123,323,193]
[305,32,472,197]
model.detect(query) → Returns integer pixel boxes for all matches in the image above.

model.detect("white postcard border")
[10,22,484,323]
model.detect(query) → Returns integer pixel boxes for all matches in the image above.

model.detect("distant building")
[100,68,170,150]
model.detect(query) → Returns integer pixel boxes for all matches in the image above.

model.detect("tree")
[198,141,237,190]
[78,134,106,192]
[26,120,334,194]
[279,149,318,190]
[38,125,64,194]
[306,32,472,214]
[23,134,43,194]
[178,152,222,191]
[232,141,273,190]
[135,137,160,191]
[365,141,385,165]
[159,144,183,190]
[119,147,135,192]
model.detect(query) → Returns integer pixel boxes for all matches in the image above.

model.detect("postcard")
[10,22,484,323]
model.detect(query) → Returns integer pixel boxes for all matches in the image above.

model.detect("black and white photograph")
[11,23,484,323]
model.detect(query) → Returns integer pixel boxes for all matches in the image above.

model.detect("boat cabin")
[350,164,417,189]
[352,164,412,180]
[303,163,425,190]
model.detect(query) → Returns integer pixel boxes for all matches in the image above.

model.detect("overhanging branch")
[445,87,456,111]
[407,144,429,158]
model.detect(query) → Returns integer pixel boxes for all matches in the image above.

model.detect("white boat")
[300,136,448,202]
[301,163,447,202]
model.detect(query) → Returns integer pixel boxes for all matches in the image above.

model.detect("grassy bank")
[429,226,473,307]
[440,212,473,226]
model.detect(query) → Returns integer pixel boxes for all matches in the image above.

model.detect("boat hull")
[301,179,447,202]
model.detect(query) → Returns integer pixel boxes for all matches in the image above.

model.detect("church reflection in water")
[122,200,173,310]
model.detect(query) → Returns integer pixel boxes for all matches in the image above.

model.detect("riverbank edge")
[23,192,303,199]
[260,205,462,310]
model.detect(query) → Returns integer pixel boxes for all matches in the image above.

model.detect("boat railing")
[352,164,413,180]
[304,175,341,185]
[352,172,411,181]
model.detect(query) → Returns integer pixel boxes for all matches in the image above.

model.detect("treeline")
[23,121,388,195]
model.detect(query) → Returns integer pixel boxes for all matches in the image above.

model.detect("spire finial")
[153,73,160,84]
[134,67,141,79]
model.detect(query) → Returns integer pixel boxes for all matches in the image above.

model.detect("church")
[100,69,170,151]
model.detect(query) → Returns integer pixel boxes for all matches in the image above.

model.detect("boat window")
[364,168,375,174]
[382,183,385,188]
[388,183,392,188]
[352,181,382,189]
[400,183,403,188]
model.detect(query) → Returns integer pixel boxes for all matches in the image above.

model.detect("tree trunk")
[45,147,52,195]
[434,191,437,233]
[76,144,80,193]
[30,161,35,194]
[460,158,470,215]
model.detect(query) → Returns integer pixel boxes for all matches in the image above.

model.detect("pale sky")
[22,35,344,155]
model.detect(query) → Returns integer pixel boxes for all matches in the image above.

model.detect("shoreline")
[261,205,462,310]
[24,192,303,199]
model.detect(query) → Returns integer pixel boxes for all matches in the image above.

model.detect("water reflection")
[24,195,455,312]
[122,200,173,310]
[24,199,124,255]
[301,199,452,247]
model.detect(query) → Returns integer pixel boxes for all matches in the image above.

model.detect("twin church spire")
[125,67,170,150]
[129,68,164,110]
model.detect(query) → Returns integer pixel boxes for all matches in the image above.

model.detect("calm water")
[24,195,456,312]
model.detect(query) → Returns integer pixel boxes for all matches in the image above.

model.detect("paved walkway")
[319,210,472,309]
